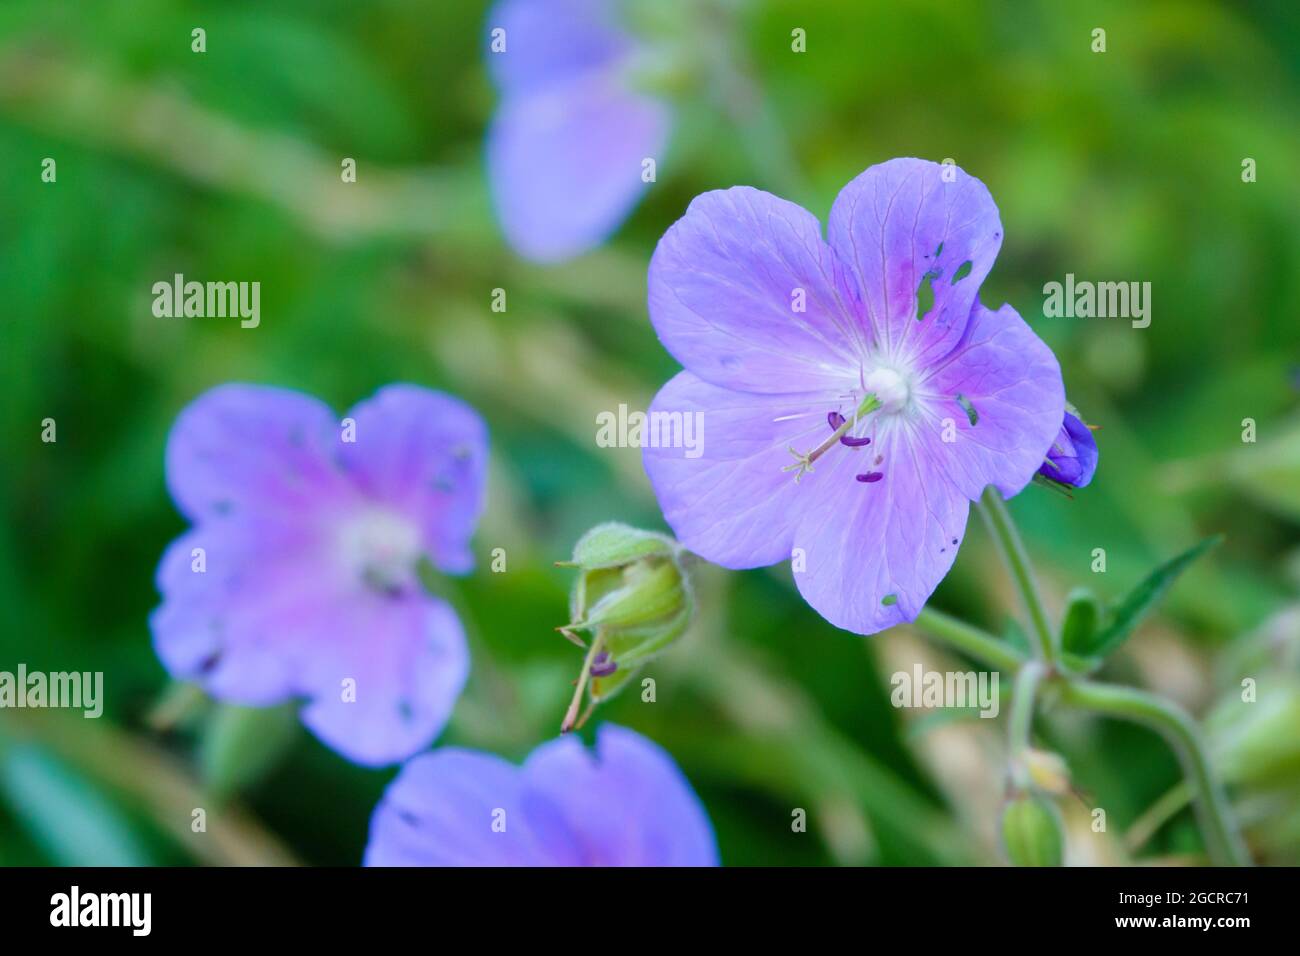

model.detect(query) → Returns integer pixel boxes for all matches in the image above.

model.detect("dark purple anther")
[856,472,884,483]
[590,651,617,678]
[828,410,871,447]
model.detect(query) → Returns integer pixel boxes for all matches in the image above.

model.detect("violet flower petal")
[642,371,845,569]
[647,186,867,393]
[920,302,1066,500]
[827,157,1003,369]
[792,425,970,635]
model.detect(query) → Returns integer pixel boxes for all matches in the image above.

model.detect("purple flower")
[150,383,487,766]
[364,724,718,866]
[1037,410,1098,488]
[486,0,671,262]
[642,158,1065,635]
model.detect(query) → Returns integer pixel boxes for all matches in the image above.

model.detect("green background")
[1,0,1298,866]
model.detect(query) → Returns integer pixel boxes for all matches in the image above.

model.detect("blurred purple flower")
[485,0,671,262]
[642,158,1065,635]
[364,724,718,866]
[150,383,487,766]
[1037,410,1098,488]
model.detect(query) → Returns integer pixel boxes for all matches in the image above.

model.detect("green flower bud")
[557,524,693,730]
[1001,794,1065,867]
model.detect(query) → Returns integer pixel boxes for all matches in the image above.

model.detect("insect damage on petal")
[954,393,979,426]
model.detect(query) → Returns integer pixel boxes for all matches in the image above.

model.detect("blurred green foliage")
[1,0,1298,866]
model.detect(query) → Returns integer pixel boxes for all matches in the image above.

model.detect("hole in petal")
[916,267,941,321]
[882,594,898,606]
[952,260,973,284]
[954,393,979,426]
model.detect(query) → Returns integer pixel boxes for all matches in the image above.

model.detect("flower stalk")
[977,487,1056,663]
[1007,662,1047,766]
[913,498,1252,866]
[912,607,1025,673]
[1055,679,1251,866]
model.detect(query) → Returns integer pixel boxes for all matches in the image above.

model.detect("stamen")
[828,411,872,447]
[856,472,884,483]
[784,394,883,481]
[590,651,618,678]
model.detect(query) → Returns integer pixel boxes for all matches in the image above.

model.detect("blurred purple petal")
[522,725,718,866]
[486,0,632,92]
[488,75,669,262]
[338,384,488,575]
[299,594,469,767]
[364,725,717,866]
[152,383,486,765]
[164,383,352,524]
[364,750,571,866]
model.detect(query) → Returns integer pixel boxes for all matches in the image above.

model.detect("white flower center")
[336,508,423,593]
[863,366,913,415]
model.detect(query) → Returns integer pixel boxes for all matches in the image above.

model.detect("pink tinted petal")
[486,0,630,92]
[150,521,340,705]
[488,75,669,262]
[827,158,1003,368]
[338,385,488,575]
[792,425,969,635]
[648,186,866,393]
[522,725,718,866]
[164,384,352,524]
[642,371,846,570]
[364,750,573,866]
[298,593,469,767]
[916,302,1065,500]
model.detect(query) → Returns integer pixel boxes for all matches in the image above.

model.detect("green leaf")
[0,744,152,866]
[200,702,299,800]
[1081,535,1223,659]
[1060,587,1102,655]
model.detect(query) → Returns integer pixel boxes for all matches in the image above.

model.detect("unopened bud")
[557,524,693,727]
[1001,794,1064,867]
